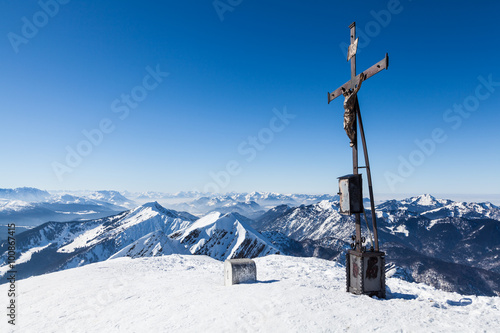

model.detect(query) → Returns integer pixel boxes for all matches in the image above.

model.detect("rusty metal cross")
[328,22,390,298]
[328,22,389,253]
[328,22,389,104]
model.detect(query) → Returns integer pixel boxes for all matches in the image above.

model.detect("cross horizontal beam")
[328,53,389,104]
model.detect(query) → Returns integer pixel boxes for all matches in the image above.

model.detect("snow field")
[1,254,499,332]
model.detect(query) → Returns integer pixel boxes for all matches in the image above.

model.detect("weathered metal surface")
[224,259,257,286]
[350,22,357,89]
[347,250,386,298]
[338,174,363,215]
[356,103,380,252]
[328,54,389,104]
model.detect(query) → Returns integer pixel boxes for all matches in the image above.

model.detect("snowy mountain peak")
[377,194,452,215]
[136,201,165,211]
[183,211,221,232]
[0,203,198,279]
[131,201,186,219]
[0,187,50,202]
[317,200,336,211]
[56,202,193,255]
[401,194,442,207]
[421,200,500,221]
[173,211,279,260]
[0,200,34,212]
[87,190,137,209]
[413,194,437,205]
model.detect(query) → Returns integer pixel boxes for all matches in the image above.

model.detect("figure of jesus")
[342,72,365,147]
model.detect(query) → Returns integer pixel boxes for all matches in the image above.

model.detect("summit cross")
[327,21,390,299]
[327,22,389,253]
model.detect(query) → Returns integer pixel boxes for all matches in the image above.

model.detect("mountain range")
[254,194,500,296]
[0,189,136,231]
[131,191,338,215]
[0,202,277,280]
[0,187,51,202]
[1,189,499,297]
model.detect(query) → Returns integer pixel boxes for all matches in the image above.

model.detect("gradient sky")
[1,0,499,200]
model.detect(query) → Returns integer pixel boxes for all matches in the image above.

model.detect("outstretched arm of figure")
[353,72,366,95]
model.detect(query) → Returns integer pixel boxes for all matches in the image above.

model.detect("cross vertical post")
[349,22,357,88]
[348,22,363,253]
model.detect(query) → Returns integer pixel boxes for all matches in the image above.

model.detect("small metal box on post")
[338,174,363,215]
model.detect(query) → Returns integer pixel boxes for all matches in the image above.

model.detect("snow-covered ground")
[1,255,498,332]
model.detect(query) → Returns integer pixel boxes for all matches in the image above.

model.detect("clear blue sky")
[1,0,499,200]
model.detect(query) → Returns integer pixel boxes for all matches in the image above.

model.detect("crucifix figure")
[327,22,389,298]
[343,72,365,147]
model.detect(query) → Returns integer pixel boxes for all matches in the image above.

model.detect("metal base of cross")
[346,250,386,298]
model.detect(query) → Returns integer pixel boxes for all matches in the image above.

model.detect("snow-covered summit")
[317,199,336,211]
[172,211,279,260]
[422,201,500,220]
[406,194,440,206]
[2,254,498,332]
[0,199,34,212]
[378,194,451,215]
[0,187,50,201]
[87,190,137,209]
